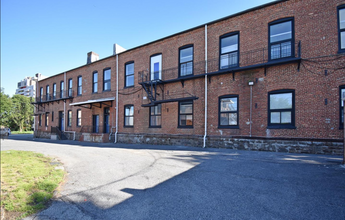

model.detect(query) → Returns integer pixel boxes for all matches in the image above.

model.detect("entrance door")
[93,115,99,133]
[104,108,110,133]
[59,111,64,131]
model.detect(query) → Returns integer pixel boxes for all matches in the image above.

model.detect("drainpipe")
[64,72,66,132]
[203,24,208,148]
[114,54,119,143]
[248,81,254,137]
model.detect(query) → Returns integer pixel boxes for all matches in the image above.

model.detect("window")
[93,115,99,133]
[45,113,49,127]
[77,76,82,96]
[220,32,239,69]
[103,68,111,91]
[340,85,345,129]
[338,5,345,52]
[52,111,54,122]
[268,90,295,129]
[40,87,43,102]
[219,95,239,128]
[125,62,134,87]
[124,105,134,127]
[60,81,64,98]
[93,72,98,93]
[269,18,294,60]
[46,85,50,101]
[179,45,193,77]
[68,78,73,97]
[53,83,56,99]
[67,110,72,127]
[150,104,162,127]
[150,54,162,80]
[179,101,193,128]
[77,109,81,127]
[39,114,42,126]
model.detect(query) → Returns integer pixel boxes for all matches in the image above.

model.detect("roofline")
[39,0,287,82]
[120,0,288,54]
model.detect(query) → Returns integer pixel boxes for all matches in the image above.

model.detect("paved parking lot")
[2,135,345,220]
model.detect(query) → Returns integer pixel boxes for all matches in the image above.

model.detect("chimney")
[87,51,99,64]
[113,44,126,55]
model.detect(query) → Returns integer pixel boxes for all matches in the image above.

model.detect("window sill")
[267,125,296,129]
[124,126,133,128]
[268,55,295,62]
[149,126,161,128]
[92,92,98,94]
[178,74,194,79]
[338,49,345,54]
[103,90,111,93]
[178,126,193,129]
[124,86,134,89]
[218,125,239,129]
[219,65,239,71]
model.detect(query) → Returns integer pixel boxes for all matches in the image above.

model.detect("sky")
[1,0,274,96]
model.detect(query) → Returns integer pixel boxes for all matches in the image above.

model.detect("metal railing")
[35,90,74,103]
[51,126,67,140]
[139,41,301,84]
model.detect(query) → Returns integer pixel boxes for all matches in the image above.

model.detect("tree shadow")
[26,148,345,220]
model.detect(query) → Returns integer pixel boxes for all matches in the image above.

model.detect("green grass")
[11,131,34,134]
[1,150,65,219]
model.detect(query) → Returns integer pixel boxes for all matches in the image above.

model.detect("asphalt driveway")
[1,135,345,220]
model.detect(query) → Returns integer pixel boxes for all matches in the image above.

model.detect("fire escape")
[138,41,301,107]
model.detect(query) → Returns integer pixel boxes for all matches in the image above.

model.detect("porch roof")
[69,97,115,107]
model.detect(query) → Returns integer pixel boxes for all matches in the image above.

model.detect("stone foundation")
[80,133,110,143]
[117,133,344,155]
[34,131,51,139]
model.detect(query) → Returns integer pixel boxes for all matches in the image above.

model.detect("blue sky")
[1,0,273,96]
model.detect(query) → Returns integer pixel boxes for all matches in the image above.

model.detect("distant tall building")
[15,73,47,98]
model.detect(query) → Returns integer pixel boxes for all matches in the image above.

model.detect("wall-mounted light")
[248,81,254,86]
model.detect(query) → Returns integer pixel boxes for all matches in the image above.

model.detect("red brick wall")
[35,0,345,143]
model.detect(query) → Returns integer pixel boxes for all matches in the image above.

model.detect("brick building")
[33,0,345,154]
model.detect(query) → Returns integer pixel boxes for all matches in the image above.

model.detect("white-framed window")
[150,54,162,81]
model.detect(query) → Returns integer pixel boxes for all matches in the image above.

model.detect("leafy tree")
[0,88,12,128]
[10,95,34,132]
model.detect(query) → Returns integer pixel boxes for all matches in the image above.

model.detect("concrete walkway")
[2,135,345,220]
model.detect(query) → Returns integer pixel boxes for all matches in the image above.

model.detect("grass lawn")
[1,150,65,219]
[11,131,34,135]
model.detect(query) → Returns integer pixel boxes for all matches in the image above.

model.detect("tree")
[0,88,12,128]
[10,95,34,132]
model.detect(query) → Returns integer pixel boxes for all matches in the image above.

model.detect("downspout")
[203,24,208,148]
[114,54,119,143]
[250,85,252,137]
[64,72,66,132]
